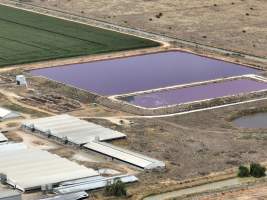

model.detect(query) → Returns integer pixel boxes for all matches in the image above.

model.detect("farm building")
[40,191,88,200]
[0,132,8,143]
[84,141,165,170]
[21,114,126,145]
[0,107,20,121]
[0,143,98,191]
[15,75,27,86]
[0,190,21,200]
[54,175,138,194]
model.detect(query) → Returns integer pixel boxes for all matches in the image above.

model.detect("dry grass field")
[86,98,267,198]
[26,0,267,57]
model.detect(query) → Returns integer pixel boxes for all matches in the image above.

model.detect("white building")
[15,75,27,87]
[0,143,99,191]
[0,107,20,121]
[22,115,126,145]
[84,141,166,170]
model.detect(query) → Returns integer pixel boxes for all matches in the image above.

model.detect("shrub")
[250,163,266,178]
[105,179,127,197]
[238,165,250,177]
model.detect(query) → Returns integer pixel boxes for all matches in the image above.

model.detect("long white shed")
[84,141,165,170]
[0,145,98,191]
[0,107,20,121]
[22,114,126,145]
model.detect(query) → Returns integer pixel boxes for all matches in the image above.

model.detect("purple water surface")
[122,79,267,108]
[31,51,260,95]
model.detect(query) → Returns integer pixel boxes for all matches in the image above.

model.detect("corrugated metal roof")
[22,115,126,145]
[40,191,88,200]
[84,141,165,170]
[0,190,21,198]
[0,132,8,143]
[0,107,20,120]
[54,175,138,194]
[0,146,98,191]
[0,143,27,152]
[0,107,12,118]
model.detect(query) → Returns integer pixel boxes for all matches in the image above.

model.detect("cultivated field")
[0,5,158,67]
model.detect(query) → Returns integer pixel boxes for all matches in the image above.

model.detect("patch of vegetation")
[104,179,127,197]
[0,5,159,67]
[250,163,266,178]
[155,12,163,18]
[238,165,250,177]
[240,132,267,141]
[237,163,266,178]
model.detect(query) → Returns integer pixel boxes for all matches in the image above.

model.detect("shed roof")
[0,107,20,120]
[84,141,165,170]
[54,175,138,194]
[40,191,88,200]
[0,190,21,198]
[0,132,8,143]
[0,145,98,191]
[22,115,126,145]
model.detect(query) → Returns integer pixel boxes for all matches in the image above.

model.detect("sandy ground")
[22,0,267,58]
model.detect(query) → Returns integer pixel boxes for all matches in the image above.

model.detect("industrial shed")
[0,145,98,191]
[0,143,26,152]
[84,141,165,170]
[0,190,21,200]
[0,132,8,143]
[40,191,88,200]
[22,115,126,145]
[54,175,138,194]
[0,107,20,121]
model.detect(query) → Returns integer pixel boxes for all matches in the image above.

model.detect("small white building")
[0,107,20,121]
[15,75,27,87]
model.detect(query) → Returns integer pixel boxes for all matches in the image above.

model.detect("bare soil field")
[22,0,267,58]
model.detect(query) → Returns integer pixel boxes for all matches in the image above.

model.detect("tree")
[250,163,266,178]
[238,165,250,177]
[104,179,127,197]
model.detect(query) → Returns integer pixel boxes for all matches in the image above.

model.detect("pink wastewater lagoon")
[31,51,260,96]
[120,79,267,108]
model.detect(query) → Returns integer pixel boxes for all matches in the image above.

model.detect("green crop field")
[0,5,159,67]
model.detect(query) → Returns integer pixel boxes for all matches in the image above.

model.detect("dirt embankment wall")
[29,76,99,103]
[97,90,267,116]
